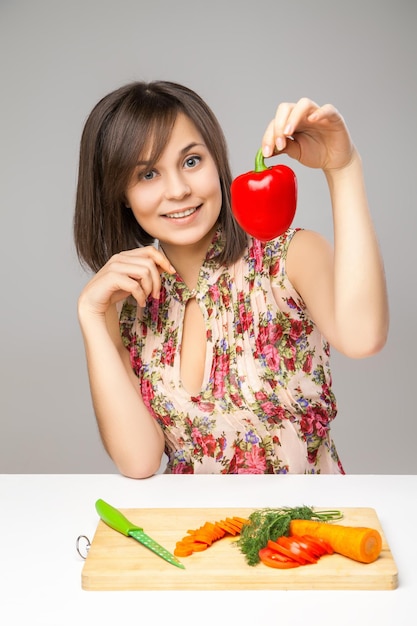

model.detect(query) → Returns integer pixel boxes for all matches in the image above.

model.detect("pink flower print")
[260,401,286,421]
[229,446,245,473]
[229,392,244,408]
[270,258,280,277]
[251,239,264,272]
[159,413,174,427]
[208,284,221,302]
[149,296,159,325]
[221,290,231,308]
[290,320,304,341]
[284,355,296,371]
[197,400,216,413]
[315,414,330,438]
[216,436,227,460]
[172,462,193,474]
[300,406,330,438]
[286,297,298,310]
[129,348,142,376]
[259,400,277,416]
[141,378,155,408]
[305,322,314,335]
[237,304,253,334]
[211,353,229,399]
[303,353,313,373]
[238,446,267,474]
[161,336,176,366]
[203,434,217,456]
[256,325,268,349]
[263,344,280,370]
[307,449,319,465]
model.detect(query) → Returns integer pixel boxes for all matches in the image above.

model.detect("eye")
[141,170,156,181]
[184,155,201,169]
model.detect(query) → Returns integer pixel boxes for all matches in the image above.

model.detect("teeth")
[166,207,197,219]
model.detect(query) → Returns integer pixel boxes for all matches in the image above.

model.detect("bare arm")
[262,99,389,357]
[78,247,175,478]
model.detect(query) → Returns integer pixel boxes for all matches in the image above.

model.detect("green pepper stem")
[254,147,269,173]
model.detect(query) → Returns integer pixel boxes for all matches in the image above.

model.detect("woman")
[74,81,388,477]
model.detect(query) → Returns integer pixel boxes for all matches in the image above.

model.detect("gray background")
[1,0,415,474]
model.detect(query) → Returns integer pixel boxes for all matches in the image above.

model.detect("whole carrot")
[289,519,382,564]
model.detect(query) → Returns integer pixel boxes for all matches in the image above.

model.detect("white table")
[1,474,415,626]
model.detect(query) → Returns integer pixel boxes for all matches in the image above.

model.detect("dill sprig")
[236,506,343,566]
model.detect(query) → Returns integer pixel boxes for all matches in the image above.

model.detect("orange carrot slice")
[175,515,250,557]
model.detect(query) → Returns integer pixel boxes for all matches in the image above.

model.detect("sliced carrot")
[188,541,208,552]
[289,519,382,564]
[217,520,238,535]
[232,516,251,526]
[175,515,250,557]
[225,517,245,531]
[181,535,199,544]
[173,543,194,557]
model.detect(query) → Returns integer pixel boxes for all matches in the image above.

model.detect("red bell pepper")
[231,148,297,241]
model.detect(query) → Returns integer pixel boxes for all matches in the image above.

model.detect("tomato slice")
[301,534,334,555]
[278,536,318,564]
[267,539,308,565]
[259,547,300,569]
[290,535,327,557]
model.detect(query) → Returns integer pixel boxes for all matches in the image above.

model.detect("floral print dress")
[119,228,344,475]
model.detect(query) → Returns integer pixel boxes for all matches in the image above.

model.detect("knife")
[95,499,185,569]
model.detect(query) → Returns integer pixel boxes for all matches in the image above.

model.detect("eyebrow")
[135,142,206,167]
[179,142,205,155]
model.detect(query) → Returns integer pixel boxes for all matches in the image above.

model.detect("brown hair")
[73,80,248,272]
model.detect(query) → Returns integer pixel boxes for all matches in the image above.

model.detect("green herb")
[236,506,343,566]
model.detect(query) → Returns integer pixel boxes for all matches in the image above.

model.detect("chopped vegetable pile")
[236,506,343,566]
[173,506,383,569]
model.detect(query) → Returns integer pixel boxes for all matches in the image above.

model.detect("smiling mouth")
[164,205,201,219]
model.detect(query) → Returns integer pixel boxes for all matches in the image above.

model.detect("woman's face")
[125,113,222,248]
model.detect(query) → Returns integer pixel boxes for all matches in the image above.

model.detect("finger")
[261,119,277,157]
[262,102,295,157]
[106,270,154,308]
[108,258,163,300]
[273,101,296,152]
[122,246,176,275]
[282,97,320,136]
[110,276,148,308]
[307,103,341,124]
[111,247,176,298]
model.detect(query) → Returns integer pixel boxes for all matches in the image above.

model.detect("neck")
[159,227,216,289]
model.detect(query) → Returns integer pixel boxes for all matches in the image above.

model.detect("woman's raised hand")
[78,246,175,316]
[262,97,355,172]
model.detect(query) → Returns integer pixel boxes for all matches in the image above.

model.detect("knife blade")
[95,499,185,569]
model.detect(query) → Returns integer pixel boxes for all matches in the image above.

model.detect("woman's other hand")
[78,246,175,317]
[262,97,355,172]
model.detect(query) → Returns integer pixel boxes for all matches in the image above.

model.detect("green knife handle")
[95,499,143,535]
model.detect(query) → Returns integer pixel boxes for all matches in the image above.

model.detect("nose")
[164,170,191,200]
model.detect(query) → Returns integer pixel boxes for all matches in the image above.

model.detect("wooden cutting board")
[81,507,398,591]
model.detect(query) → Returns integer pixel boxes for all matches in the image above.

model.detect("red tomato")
[259,547,300,569]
